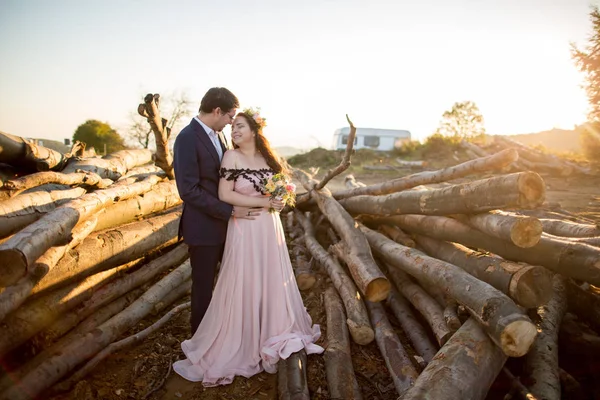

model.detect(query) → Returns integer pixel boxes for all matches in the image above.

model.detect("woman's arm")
[218,151,270,208]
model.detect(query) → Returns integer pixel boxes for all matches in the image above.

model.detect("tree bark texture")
[365,300,419,396]
[31,209,181,296]
[524,275,567,400]
[386,287,438,363]
[0,259,140,358]
[0,218,98,323]
[2,170,112,193]
[0,260,191,400]
[455,210,543,248]
[383,214,600,286]
[413,234,553,308]
[323,287,363,400]
[0,174,164,286]
[35,243,189,348]
[338,172,545,216]
[92,181,181,232]
[277,350,310,400]
[383,264,452,346]
[0,131,66,172]
[539,218,600,238]
[296,148,519,207]
[61,149,153,180]
[0,187,86,240]
[360,225,537,357]
[293,170,389,302]
[400,318,507,400]
[137,94,174,179]
[293,210,374,345]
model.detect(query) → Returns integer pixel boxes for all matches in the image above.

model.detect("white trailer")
[332,127,411,151]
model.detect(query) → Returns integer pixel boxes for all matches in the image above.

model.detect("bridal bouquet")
[262,173,296,212]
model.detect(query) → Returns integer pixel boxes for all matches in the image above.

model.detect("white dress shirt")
[195,116,223,161]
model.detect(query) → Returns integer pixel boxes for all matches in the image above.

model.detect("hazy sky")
[0,0,597,149]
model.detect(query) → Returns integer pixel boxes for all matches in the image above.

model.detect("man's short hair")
[199,87,240,113]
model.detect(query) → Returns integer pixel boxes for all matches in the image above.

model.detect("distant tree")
[571,6,600,122]
[435,101,486,139]
[128,91,194,149]
[73,120,126,154]
[577,123,600,163]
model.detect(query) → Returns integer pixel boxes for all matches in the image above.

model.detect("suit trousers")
[189,243,225,335]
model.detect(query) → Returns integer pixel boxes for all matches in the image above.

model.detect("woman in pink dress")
[173,108,323,386]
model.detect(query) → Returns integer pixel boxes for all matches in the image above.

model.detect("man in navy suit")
[173,87,259,334]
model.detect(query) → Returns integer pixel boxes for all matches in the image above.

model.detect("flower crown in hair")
[242,107,267,130]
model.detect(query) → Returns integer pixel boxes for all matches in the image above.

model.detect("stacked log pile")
[0,96,192,400]
[458,135,594,177]
[284,123,600,399]
[2,107,600,400]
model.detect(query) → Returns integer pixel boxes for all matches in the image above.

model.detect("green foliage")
[436,101,486,138]
[422,133,462,157]
[578,123,600,163]
[572,6,600,122]
[392,140,424,158]
[74,120,126,154]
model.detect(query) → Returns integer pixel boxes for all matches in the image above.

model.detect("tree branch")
[314,115,356,190]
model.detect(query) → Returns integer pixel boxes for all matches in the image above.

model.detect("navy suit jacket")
[173,118,233,246]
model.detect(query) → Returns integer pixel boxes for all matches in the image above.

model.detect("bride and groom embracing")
[172,87,323,387]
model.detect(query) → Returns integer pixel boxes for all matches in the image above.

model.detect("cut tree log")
[137,93,174,179]
[277,350,310,400]
[412,234,553,308]
[0,174,164,286]
[0,186,87,239]
[295,148,518,207]
[412,276,461,333]
[524,275,567,400]
[61,148,153,180]
[453,210,543,248]
[539,218,600,238]
[459,140,489,157]
[329,241,390,303]
[152,278,191,315]
[31,209,181,296]
[400,318,508,400]
[294,170,390,302]
[378,224,415,247]
[92,181,181,232]
[383,214,600,286]
[0,131,66,172]
[382,264,452,346]
[338,171,545,216]
[55,302,191,392]
[360,224,537,357]
[2,170,112,193]
[0,288,144,394]
[0,260,192,400]
[386,287,438,363]
[323,287,362,400]
[0,217,98,323]
[0,258,141,358]
[293,210,374,345]
[34,243,189,348]
[118,164,163,180]
[365,300,419,396]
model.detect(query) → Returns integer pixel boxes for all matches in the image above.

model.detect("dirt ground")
[48,163,600,400]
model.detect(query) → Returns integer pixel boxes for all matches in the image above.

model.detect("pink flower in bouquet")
[286,183,296,192]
